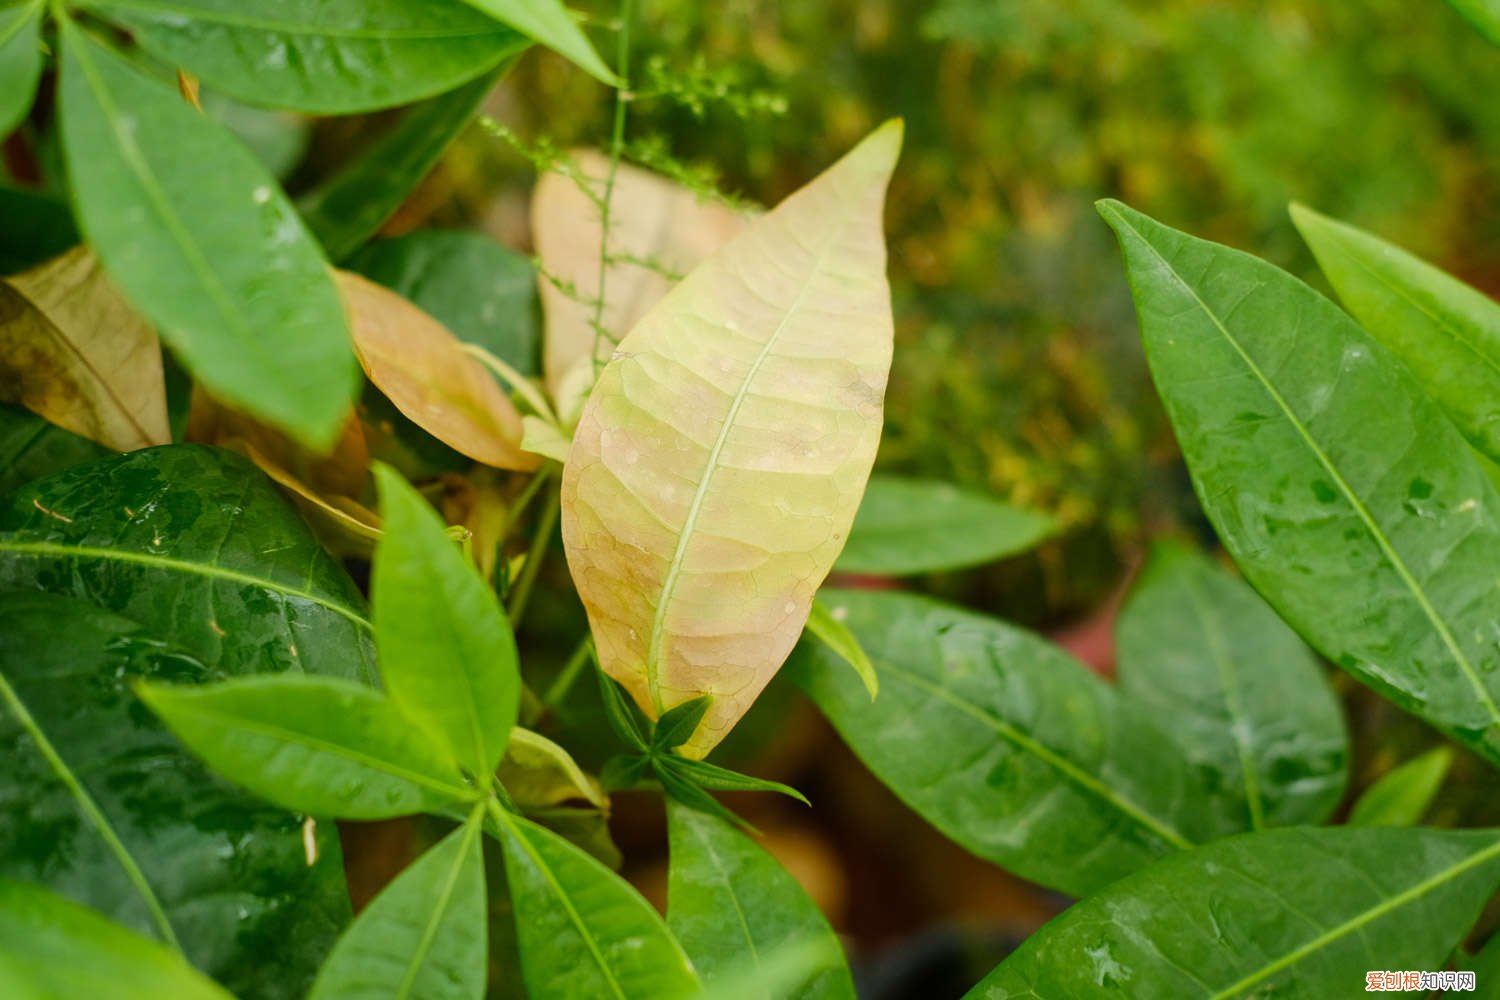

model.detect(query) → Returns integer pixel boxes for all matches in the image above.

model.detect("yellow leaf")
[532,150,748,401]
[0,248,169,451]
[336,270,538,471]
[560,121,902,758]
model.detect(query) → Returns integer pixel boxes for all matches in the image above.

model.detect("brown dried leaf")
[532,150,747,400]
[0,248,169,451]
[337,270,538,471]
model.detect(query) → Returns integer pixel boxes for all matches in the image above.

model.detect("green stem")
[588,0,635,377]
[507,464,555,541]
[506,484,561,626]
[540,637,595,714]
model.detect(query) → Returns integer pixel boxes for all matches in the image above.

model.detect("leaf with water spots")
[560,122,901,758]
[1101,199,1500,768]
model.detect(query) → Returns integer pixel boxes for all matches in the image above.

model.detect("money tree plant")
[3,1,1500,999]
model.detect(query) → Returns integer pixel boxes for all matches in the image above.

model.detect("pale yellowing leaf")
[501,727,607,810]
[0,248,169,451]
[533,150,747,401]
[561,121,903,758]
[337,270,539,471]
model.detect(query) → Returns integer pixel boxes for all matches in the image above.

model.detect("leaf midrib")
[1104,203,1500,733]
[679,815,768,999]
[0,539,371,630]
[879,659,1193,851]
[1209,837,1500,998]
[394,810,484,1000]
[643,226,844,713]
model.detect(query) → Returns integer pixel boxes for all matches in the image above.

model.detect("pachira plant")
[4,3,1500,1000]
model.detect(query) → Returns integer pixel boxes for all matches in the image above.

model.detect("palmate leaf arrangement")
[4,2,1500,1000]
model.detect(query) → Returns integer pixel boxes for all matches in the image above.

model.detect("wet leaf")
[0,248,169,452]
[497,812,700,1000]
[0,1,43,138]
[56,17,358,449]
[349,229,539,376]
[791,588,1219,898]
[340,270,538,471]
[372,464,520,777]
[1116,541,1348,831]
[0,403,108,496]
[457,0,616,85]
[533,149,747,398]
[1292,204,1500,465]
[667,801,854,1000]
[1348,746,1453,827]
[309,814,487,1000]
[1100,199,1500,767]
[0,592,350,998]
[0,880,238,1000]
[561,122,901,758]
[92,0,527,114]
[0,445,378,682]
[966,827,1500,998]
[300,68,509,262]
[139,674,474,819]
[835,475,1055,575]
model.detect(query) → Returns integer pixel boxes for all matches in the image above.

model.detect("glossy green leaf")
[1447,0,1500,44]
[835,475,1055,575]
[0,187,78,275]
[300,68,508,262]
[0,445,377,682]
[309,813,487,1000]
[497,811,701,1000]
[349,229,540,375]
[966,827,1500,999]
[804,597,878,699]
[373,465,519,778]
[57,18,357,449]
[139,674,475,819]
[561,121,902,759]
[1099,199,1500,766]
[1116,541,1348,830]
[0,404,108,496]
[0,591,349,999]
[457,0,616,85]
[1291,203,1500,464]
[88,0,526,114]
[790,588,1217,898]
[0,880,237,1000]
[660,757,809,806]
[0,1,43,138]
[667,801,854,1000]
[1348,747,1453,827]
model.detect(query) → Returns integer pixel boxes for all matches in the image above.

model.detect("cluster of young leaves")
[0,0,617,450]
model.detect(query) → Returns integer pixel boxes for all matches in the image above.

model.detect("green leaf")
[660,757,809,807]
[1291,203,1500,465]
[1348,747,1454,827]
[373,465,519,778]
[561,121,903,759]
[56,18,357,449]
[456,0,617,85]
[0,1,43,138]
[835,475,1054,575]
[667,801,853,1000]
[0,186,78,275]
[496,810,701,1000]
[597,666,650,753]
[140,674,475,819]
[1099,198,1500,767]
[653,696,713,754]
[790,588,1218,898]
[501,727,606,810]
[0,404,108,496]
[803,597,877,699]
[309,812,488,1000]
[1464,928,1500,979]
[0,880,237,1000]
[1446,0,1500,45]
[0,445,377,682]
[348,229,540,375]
[1116,541,1348,831]
[88,0,527,114]
[299,68,509,262]
[965,827,1500,998]
[0,591,349,999]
